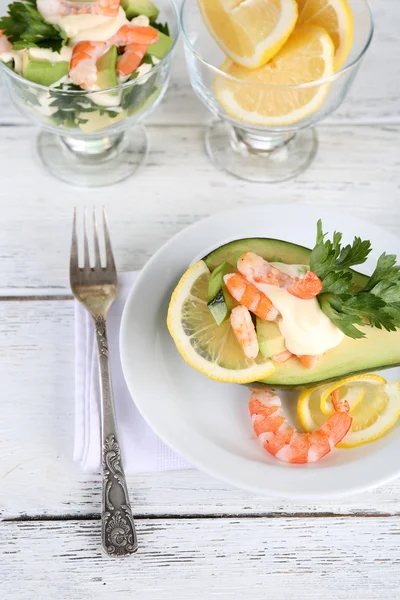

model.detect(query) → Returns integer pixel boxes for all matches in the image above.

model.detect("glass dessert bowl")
[181,0,374,183]
[0,0,179,187]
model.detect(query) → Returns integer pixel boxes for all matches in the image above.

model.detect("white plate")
[120,205,400,499]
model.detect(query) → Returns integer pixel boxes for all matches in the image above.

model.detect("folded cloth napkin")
[74,271,189,473]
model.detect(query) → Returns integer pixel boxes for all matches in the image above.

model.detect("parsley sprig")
[48,84,121,128]
[311,220,400,338]
[0,0,67,52]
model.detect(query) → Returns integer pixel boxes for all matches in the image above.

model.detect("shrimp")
[249,388,352,464]
[108,25,158,77]
[37,0,121,22]
[69,41,108,88]
[224,273,279,322]
[272,350,293,363]
[230,306,259,360]
[69,25,158,88]
[0,31,12,54]
[297,354,321,369]
[237,252,323,300]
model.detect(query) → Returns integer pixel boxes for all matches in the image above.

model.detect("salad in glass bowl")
[0,0,178,186]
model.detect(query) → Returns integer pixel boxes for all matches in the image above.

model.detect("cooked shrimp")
[37,0,121,22]
[230,306,259,360]
[108,25,158,77]
[69,25,158,87]
[0,31,12,54]
[272,350,293,363]
[297,354,321,369]
[224,273,279,322]
[116,42,147,77]
[238,252,323,300]
[69,40,108,88]
[249,388,352,464]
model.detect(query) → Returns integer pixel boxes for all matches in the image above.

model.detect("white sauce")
[0,50,24,73]
[255,263,344,356]
[59,9,129,43]
[28,46,72,63]
[88,85,122,107]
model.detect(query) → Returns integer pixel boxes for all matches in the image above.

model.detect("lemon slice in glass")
[297,0,354,69]
[197,0,298,69]
[167,261,275,384]
[215,25,335,127]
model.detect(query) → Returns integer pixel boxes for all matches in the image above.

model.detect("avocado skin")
[204,238,400,388]
[23,59,69,86]
[147,29,174,60]
[122,0,159,20]
[96,46,118,89]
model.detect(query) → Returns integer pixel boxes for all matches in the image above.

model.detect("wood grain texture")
[2,518,400,600]
[0,124,399,292]
[2,299,400,520]
[0,1,399,126]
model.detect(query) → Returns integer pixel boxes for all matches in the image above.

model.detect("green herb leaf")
[152,21,170,36]
[48,84,120,128]
[313,222,400,339]
[0,0,67,52]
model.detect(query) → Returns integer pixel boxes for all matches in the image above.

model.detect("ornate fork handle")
[94,315,138,556]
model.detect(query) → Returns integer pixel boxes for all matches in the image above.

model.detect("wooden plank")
[0,124,399,292]
[0,1,399,125]
[1,518,400,599]
[2,299,400,519]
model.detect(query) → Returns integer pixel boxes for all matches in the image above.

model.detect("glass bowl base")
[37,125,148,187]
[205,120,318,183]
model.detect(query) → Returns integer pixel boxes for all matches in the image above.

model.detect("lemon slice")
[167,261,276,384]
[297,0,354,69]
[319,374,387,416]
[197,0,298,69]
[298,377,400,449]
[215,25,335,127]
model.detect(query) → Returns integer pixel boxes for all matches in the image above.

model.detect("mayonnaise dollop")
[255,263,344,356]
[56,8,129,43]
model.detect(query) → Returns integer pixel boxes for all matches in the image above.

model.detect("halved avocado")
[204,238,400,389]
[204,238,368,290]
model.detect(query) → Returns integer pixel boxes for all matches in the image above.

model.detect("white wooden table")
[1,1,400,598]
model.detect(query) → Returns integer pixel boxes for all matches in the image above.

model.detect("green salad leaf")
[48,84,120,128]
[0,0,67,52]
[313,221,400,338]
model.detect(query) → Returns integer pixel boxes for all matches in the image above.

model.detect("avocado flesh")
[207,262,238,325]
[96,46,118,89]
[23,58,69,86]
[147,29,174,60]
[122,0,159,20]
[256,319,286,358]
[204,238,400,388]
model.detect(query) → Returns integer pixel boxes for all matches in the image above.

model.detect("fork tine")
[93,207,101,269]
[103,207,116,272]
[70,207,78,273]
[83,208,90,269]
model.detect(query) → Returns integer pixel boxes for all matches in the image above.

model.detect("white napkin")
[74,271,189,473]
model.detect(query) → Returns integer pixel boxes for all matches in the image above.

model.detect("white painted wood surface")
[0,0,400,597]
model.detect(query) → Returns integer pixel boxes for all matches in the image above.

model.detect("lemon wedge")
[297,0,354,69]
[298,376,400,449]
[197,0,298,69]
[215,25,335,126]
[167,261,276,384]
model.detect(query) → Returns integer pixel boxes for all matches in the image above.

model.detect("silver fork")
[70,208,137,557]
